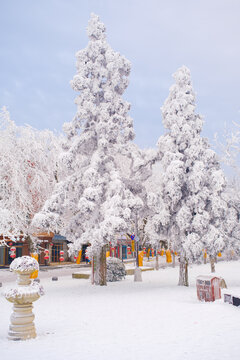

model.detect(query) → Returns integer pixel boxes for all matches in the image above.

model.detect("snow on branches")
[0,107,60,246]
[32,14,138,262]
[147,66,228,271]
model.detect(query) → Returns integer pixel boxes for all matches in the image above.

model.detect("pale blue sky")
[0,0,239,149]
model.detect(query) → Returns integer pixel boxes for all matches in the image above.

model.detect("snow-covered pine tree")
[149,66,228,285]
[32,14,137,285]
[0,107,59,248]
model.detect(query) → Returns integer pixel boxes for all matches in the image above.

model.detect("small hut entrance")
[52,243,63,262]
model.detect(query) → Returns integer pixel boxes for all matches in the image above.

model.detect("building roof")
[52,234,67,241]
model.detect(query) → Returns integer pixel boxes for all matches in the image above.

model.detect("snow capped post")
[4,256,44,340]
[152,66,227,285]
[32,14,135,286]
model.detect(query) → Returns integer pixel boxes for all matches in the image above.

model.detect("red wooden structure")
[196,275,221,302]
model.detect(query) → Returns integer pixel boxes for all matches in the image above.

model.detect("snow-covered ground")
[0,260,240,360]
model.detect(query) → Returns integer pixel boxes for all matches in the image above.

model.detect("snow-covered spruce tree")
[32,14,137,286]
[147,66,228,285]
[0,107,60,248]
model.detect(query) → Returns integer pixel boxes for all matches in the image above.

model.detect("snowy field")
[1,260,240,360]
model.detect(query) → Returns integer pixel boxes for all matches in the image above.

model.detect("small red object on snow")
[10,246,16,252]
[196,275,221,302]
[10,253,16,258]
[60,250,64,255]
[59,256,64,262]
[44,249,49,254]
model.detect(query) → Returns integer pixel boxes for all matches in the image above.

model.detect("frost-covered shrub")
[106,257,126,282]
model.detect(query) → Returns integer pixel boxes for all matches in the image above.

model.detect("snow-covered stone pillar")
[4,256,44,340]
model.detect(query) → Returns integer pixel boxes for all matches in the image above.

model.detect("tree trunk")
[210,256,215,273]
[178,256,189,286]
[155,253,159,270]
[92,246,107,286]
[99,246,107,285]
[172,252,175,268]
[184,260,189,286]
[203,250,207,264]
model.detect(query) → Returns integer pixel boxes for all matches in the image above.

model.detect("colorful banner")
[138,251,144,266]
[30,253,39,279]
[166,249,172,263]
[76,250,82,264]
[131,240,135,252]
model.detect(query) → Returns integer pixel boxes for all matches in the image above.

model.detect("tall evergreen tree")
[147,66,228,285]
[32,14,138,285]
